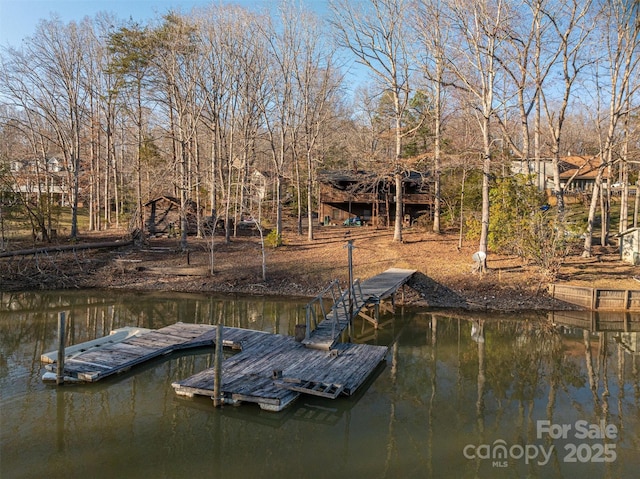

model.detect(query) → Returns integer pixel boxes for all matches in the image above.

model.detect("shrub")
[488,175,547,253]
[265,229,282,248]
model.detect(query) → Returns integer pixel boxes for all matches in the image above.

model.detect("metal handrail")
[352,278,364,309]
[305,278,363,342]
[332,284,351,339]
[305,279,340,340]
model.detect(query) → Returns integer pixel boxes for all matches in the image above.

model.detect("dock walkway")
[302,267,415,351]
[43,323,247,382]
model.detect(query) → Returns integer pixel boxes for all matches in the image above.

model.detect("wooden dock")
[40,268,417,410]
[302,267,416,351]
[40,326,151,364]
[42,323,225,382]
[173,330,388,411]
[42,322,388,411]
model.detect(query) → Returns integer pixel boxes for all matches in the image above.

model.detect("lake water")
[1,290,639,478]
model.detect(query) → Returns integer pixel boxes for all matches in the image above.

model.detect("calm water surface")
[1,290,639,479]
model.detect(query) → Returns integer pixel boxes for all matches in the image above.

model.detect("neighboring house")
[510,158,556,189]
[6,157,69,205]
[250,170,277,202]
[248,169,279,219]
[317,169,433,227]
[145,196,201,236]
[511,156,610,193]
[558,156,610,192]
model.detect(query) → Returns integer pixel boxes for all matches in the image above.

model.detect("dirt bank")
[1,226,634,312]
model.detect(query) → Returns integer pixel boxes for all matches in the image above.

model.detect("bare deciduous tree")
[2,18,89,240]
[444,0,511,269]
[290,7,343,241]
[539,0,594,215]
[330,0,418,242]
[256,3,302,242]
[415,0,453,234]
[582,0,639,257]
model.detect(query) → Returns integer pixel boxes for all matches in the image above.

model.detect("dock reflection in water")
[1,290,639,479]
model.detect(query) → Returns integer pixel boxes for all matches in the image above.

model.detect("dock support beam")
[56,311,66,385]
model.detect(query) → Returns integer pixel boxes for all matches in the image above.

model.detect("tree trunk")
[307,150,314,241]
[582,170,605,257]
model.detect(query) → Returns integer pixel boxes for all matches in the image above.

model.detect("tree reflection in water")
[1,291,639,478]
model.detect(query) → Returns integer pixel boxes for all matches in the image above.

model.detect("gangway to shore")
[302,267,416,351]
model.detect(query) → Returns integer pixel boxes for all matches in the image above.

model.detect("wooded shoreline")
[4,228,632,313]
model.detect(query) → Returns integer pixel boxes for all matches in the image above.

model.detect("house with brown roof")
[558,156,610,192]
[511,155,610,192]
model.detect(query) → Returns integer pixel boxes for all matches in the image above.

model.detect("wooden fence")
[549,284,640,311]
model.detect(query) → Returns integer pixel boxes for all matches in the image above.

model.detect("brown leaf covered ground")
[2,224,635,312]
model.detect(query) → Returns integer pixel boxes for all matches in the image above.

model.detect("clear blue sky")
[0,0,366,93]
[0,0,330,46]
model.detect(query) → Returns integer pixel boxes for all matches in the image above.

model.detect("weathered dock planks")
[43,323,224,382]
[39,267,413,410]
[358,267,417,300]
[42,321,388,412]
[172,330,388,411]
[302,267,416,351]
[40,326,151,364]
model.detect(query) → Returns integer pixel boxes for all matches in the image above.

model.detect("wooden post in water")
[56,311,66,385]
[213,323,223,407]
[347,240,354,341]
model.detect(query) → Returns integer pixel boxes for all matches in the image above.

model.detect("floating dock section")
[42,323,221,382]
[42,323,388,411]
[172,329,387,411]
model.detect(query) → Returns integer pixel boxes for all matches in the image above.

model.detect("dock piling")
[213,323,223,407]
[295,324,306,342]
[347,240,354,341]
[56,311,65,385]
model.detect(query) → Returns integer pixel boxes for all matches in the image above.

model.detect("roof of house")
[558,156,609,180]
[317,169,430,186]
[144,195,180,207]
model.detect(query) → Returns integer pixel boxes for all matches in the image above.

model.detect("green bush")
[488,175,547,253]
[488,174,569,279]
[265,229,282,248]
